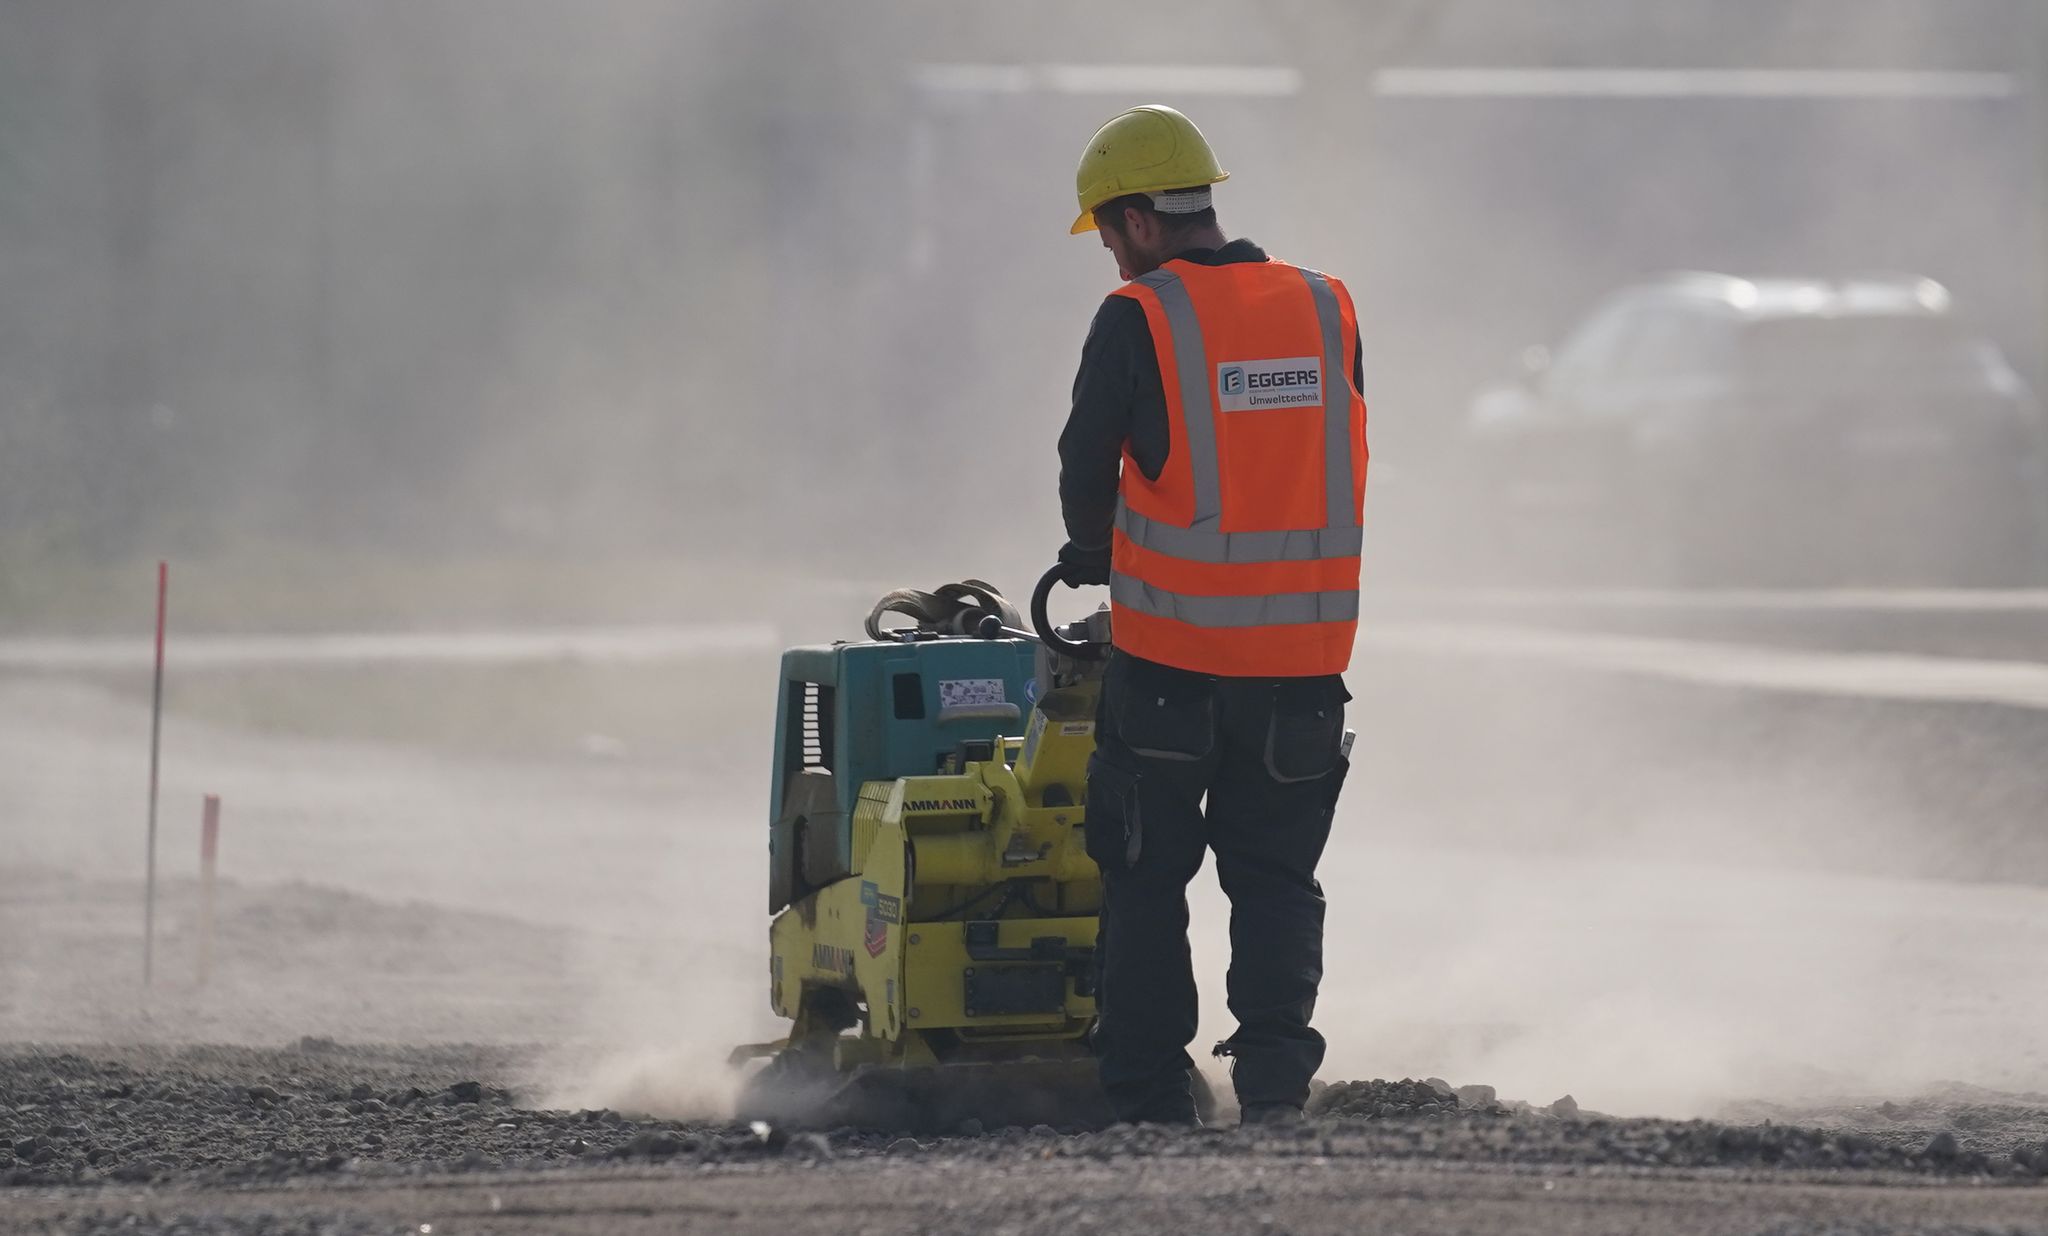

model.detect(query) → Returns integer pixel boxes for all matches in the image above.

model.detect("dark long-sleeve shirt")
[1057,239,1365,550]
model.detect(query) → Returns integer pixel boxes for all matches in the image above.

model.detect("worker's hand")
[1058,541,1112,586]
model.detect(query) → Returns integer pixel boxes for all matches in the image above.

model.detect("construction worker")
[1057,105,1367,1127]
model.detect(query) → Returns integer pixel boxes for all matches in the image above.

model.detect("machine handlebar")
[1030,564,1107,661]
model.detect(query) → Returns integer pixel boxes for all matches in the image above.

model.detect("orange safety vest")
[1108,257,1368,677]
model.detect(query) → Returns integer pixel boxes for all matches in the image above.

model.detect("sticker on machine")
[1059,721,1095,737]
[938,678,1007,708]
[1217,357,1323,412]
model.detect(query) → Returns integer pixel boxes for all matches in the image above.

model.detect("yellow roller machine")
[733,570,1124,1130]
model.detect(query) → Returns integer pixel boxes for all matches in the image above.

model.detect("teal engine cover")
[767,637,1037,912]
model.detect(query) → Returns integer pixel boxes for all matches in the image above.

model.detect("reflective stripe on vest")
[1300,268,1359,531]
[1115,501,1364,564]
[1111,576,1362,628]
[1132,267,1223,528]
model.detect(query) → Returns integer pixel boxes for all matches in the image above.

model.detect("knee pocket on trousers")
[1084,753,1142,871]
[1265,678,1350,783]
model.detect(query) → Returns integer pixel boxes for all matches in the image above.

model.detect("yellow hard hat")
[1070,104,1229,235]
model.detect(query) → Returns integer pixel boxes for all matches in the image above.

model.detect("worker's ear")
[1122,206,1157,247]
[1104,205,1144,244]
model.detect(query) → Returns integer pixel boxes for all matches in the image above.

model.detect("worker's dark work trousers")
[1085,649,1350,1122]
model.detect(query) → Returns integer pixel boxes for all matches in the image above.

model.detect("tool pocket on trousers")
[1083,753,1143,871]
[1264,677,1350,783]
[1322,752,1352,818]
[1110,656,1215,761]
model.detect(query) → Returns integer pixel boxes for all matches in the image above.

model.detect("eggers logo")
[1216,357,1324,412]
[1245,368,1318,389]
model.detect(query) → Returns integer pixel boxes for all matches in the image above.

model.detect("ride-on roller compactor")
[733,568,1153,1131]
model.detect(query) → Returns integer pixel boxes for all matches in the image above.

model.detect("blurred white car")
[1466,272,2048,584]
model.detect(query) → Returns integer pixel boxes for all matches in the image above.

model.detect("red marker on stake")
[144,561,166,991]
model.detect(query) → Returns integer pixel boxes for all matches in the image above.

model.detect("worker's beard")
[1102,224,1165,282]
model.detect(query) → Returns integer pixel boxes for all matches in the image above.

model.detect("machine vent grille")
[799,682,835,772]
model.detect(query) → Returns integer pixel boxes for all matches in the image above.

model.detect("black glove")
[1058,541,1112,586]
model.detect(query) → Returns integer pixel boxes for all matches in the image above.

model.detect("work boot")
[1238,1102,1304,1127]
[1105,1068,1201,1127]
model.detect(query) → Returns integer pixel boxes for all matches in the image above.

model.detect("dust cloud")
[3,0,2046,1124]
[528,933,755,1122]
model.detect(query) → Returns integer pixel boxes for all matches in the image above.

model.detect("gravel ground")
[4,1046,2047,1236]
[3,1045,2045,1192]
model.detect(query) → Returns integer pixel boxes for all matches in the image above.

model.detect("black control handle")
[1030,564,1106,661]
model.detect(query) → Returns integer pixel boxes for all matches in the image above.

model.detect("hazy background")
[3,0,2042,585]
[4,0,2048,1119]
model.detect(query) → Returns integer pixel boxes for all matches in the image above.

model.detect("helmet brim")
[1070,210,1097,236]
